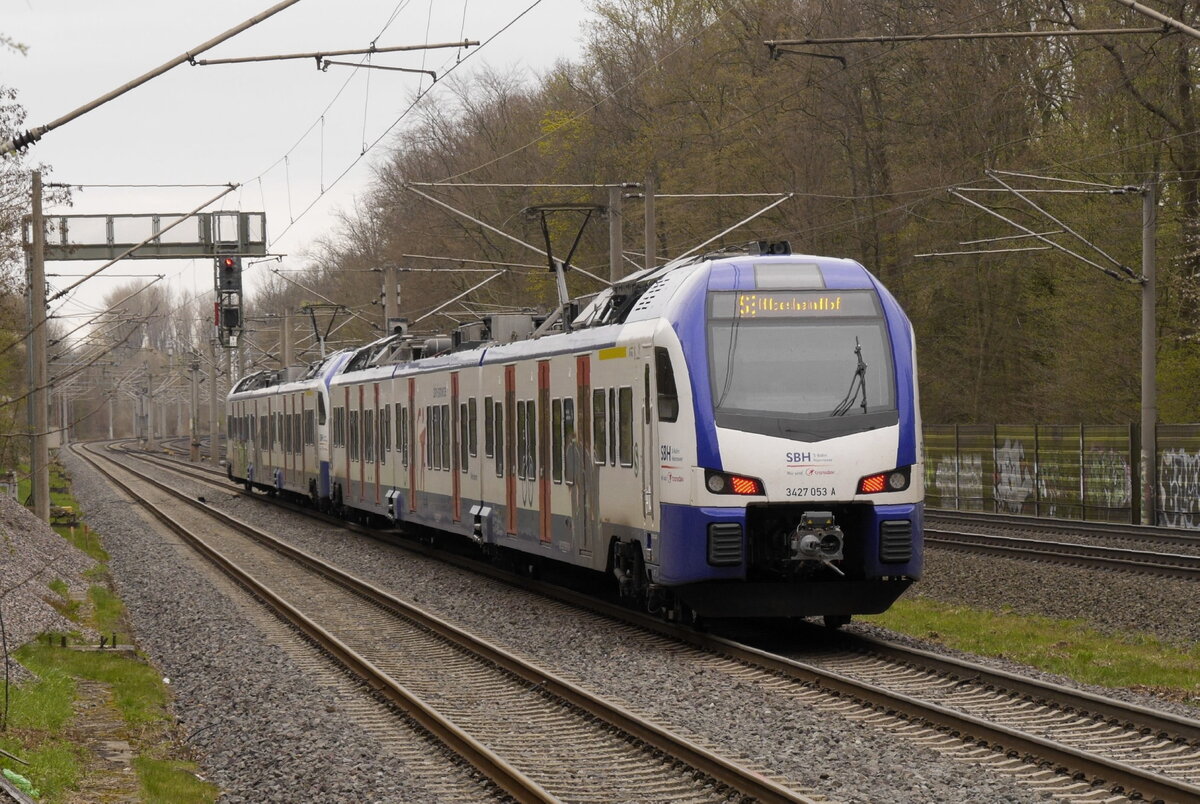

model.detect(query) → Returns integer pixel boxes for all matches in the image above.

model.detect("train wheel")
[823,614,851,629]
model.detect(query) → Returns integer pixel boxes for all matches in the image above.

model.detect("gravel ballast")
[59,449,1076,804]
[0,492,96,683]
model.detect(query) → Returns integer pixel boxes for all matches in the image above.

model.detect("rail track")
[929,509,1200,551]
[111,443,1200,802]
[77,442,819,803]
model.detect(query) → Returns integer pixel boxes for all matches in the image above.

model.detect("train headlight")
[858,467,911,495]
[705,469,764,496]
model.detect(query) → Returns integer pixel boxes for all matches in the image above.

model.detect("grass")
[864,597,1200,705]
[1,452,219,803]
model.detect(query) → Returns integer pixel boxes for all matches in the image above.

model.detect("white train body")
[230,249,924,619]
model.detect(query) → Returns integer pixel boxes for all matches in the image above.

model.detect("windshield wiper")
[831,337,867,416]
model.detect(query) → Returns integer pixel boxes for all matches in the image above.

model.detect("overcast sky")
[5,0,593,330]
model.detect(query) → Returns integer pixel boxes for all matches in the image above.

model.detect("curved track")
[115,444,1200,802]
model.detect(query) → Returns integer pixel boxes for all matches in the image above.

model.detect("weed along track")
[75,443,821,803]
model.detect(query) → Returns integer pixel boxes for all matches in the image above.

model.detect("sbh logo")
[787,452,812,463]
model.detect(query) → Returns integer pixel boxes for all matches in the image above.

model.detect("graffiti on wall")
[1084,449,1132,509]
[1159,449,1200,529]
[993,439,1035,512]
[933,453,982,507]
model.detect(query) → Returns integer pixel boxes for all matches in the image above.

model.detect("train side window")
[494,401,504,477]
[400,405,410,456]
[349,410,359,461]
[380,406,388,465]
[484,396,494,458]
[468,398,478,457]
[365,411,376,463]
[516,401,528,480]
[459,402,468,472]
[563,398,575,485]
[592,389,607,465]
[427,405,436,470]
[551,398,563,484]
[401,406,409,468]
[261,415,269,449]
[283,413,291,453]
[318,393,327,426]
[530,400,540,480]
[381,405,391,456]
[608,388,617,466]
[655,347,679,422]
[618,387,633,467]
[440,404,451,470]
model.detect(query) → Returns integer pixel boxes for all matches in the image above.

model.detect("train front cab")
[649,256,924,619]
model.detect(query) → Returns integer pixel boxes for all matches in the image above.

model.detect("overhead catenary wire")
[0,0,308,155]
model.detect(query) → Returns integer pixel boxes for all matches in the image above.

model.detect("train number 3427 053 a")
[786,487,834,498]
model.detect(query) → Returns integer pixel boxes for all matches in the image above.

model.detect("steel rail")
[84,443,818,804]
[127,445,1200,745]
[77,444,556,804]
[928,508,1200,548]
[117,444,1200,801]
[926,528,1200,578]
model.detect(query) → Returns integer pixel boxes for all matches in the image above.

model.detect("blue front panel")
[871,277,918,468]
[672,274,722,470]
[659,503,747,584]
[862,502,924,579]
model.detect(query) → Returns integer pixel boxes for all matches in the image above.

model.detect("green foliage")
[88,584,125,636]
[134,756,219,804]
[867,598,1200,704]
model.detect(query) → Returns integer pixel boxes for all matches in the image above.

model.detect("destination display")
[709,290,879,319]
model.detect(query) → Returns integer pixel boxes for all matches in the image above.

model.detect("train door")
[451,372,461,522]
[641,355,655,525]
[505,365,516,534]
[538,360,551,543]
[575,354,594,556]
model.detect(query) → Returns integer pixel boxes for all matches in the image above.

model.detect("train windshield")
[707,290,898,440]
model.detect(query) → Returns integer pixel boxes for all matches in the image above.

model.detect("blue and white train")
[227,242,923,623]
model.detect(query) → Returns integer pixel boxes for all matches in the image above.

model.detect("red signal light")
[222,257,236,269]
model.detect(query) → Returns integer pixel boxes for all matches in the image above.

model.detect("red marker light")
[858,473,886,494]
[730,475,761,495]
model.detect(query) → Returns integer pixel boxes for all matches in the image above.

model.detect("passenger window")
[494,401,504,477]
[608,388,617,466]
[618,387,633,467]
[551,398,563,484]
[484,396,495,458]
[563,398,575,485]
[655,347,679,422]
[459,402,468,472]
[517,402,528,480]
[440,404,451,471]
[427,405,436,470]
[592,389,607,465]
[468,398,478,457]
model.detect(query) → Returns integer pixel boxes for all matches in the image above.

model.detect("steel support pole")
[29,171,50,521]
[146,365,157,451]
[609,185,623,283]
[208,339,219,464]
[190,359,200,462]
[644,175,656,272]
[384,265,399,331]
[281,309,294,368]
[1140,179,1157,525]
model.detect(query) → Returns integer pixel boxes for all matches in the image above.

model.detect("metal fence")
[923,423,1200,528]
